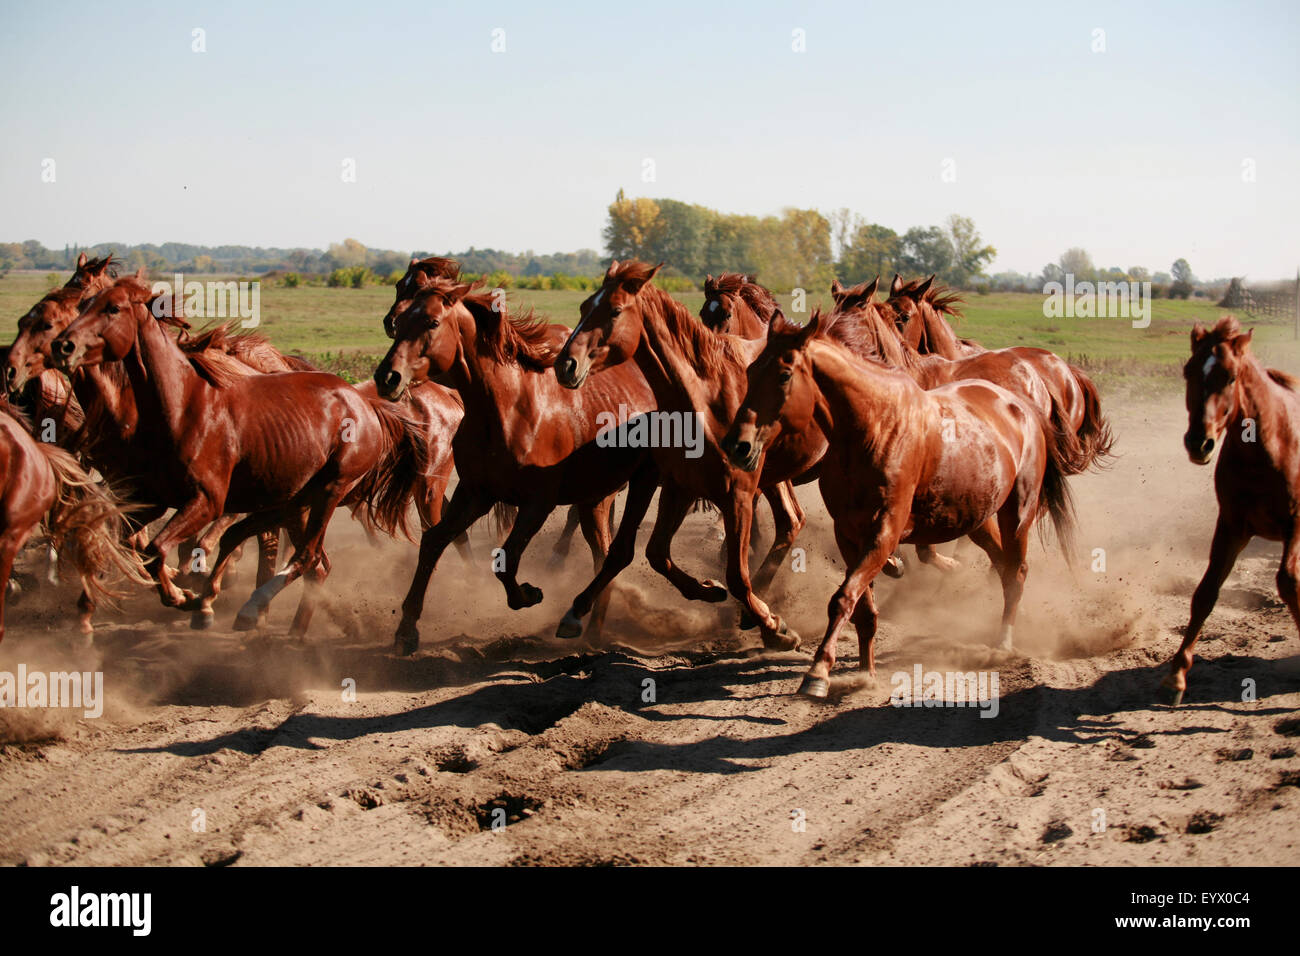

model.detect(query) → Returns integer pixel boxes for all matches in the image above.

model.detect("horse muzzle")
[1184,432,1215,465]
[375,367,408,401]
[49,338,81,372]
[722,433,762,472]
[555,354,589,390]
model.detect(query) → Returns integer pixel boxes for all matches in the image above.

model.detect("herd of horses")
[0,252,1296,706]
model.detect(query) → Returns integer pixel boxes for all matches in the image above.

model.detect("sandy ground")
[1,396,1298,867]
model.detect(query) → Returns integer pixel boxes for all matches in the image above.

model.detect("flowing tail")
[37,443,150,602]
[1069,365,1116,472]
[351,400,430,541]
[1034,411,1079,569]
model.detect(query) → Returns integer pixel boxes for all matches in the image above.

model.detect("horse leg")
[494,499,553,609]
[993,498,1033,652]
[575,494,616,641]
[77,503,166,635]
[548,503,583,570]
[0,530,30,645]
[915,543,961,572]
[289,550,331,639]
[642,482,728,602]
[234,492,343,631]
[143,497,221,609]
[189,510,285,629]
[720,484,799,651]
[741,481,806,629]
[800,525,898,698]
[1160,516,1249,705]
[395,485,495,654]
[557,460,658,638]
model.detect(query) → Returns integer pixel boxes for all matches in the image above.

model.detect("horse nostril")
[1202,438,1215,454]
[55,339,74,357]
[4,367,14,384]
[733,441,750,459]
[382,370,401,391]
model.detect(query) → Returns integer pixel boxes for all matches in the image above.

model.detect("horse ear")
[410,257,420,267]
[76,252,88,268]
[830,278,844,297]
[795,309,822,348]
[606,259,620,277]
[863,276,879,301]
[450,281,474,300]
[1230,329,1254,354]
[914,275,934,297]
[134,266,147,281]
[1191,323,1208,347]
[890,274,903,296]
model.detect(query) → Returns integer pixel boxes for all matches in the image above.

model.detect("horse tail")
[37,443,150,602]
[492,502,519,540]
[353,400,429,541]
[1033,409,1079,568]
[1070,364,1116,473]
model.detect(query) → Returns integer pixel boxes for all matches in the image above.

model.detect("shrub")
[283,272,300,288]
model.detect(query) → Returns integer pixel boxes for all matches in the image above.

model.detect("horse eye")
[428,319,439,329]
[778,371,793,384]
[105,304,118,315]
[611,307,622,317]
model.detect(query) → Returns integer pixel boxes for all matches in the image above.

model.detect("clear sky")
[1,0,1297,278]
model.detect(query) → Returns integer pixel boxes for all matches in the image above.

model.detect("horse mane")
[705,273,780,324]
[610,261,748,377]
[826,296,918,370]
[894,277,964,317]
[412,256,461,280]
[455,285,558,371]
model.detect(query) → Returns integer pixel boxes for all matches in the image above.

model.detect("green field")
[4,271,1297,388]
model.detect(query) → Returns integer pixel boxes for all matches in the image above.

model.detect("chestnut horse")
[383,254,583,556]
[1163,317,1300,704]
[724,311,1077,697]
[0,401,147,643]
[555,261,829,649]
[51,273,428,633]
[5,256,294,630]
[374,278,657,654]
[885,276,1114,474]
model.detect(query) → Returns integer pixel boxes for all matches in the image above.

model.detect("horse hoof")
[190,610,215,631]
[508,583,544,609]
[882,555,905,579]
[701,579,728,603]
[798,676,829,698]
[763,618,801,651]
[1157,684,1184,707]
[232,609,259,632]
[555,609,584,640]
[738,608,757,630]
[394,620,420,656]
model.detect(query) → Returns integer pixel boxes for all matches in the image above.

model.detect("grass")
[4,271,1299,388]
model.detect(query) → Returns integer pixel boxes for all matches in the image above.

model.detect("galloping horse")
[1163,317,1300,704]
[5,255,295,630]
[374,278,657,654]
[0,401,147,643]
[383,254,583,557]
[555,261,828,650]
[51,273,428,633]
[724,310,1076,697]
[885,276,1114,474]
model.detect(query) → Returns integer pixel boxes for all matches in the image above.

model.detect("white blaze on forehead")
[708,300,719,312]
[1202,354,1217,379]
[574,288,604,335]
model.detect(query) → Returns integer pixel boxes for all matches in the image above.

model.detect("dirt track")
[2,399,1299,866]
